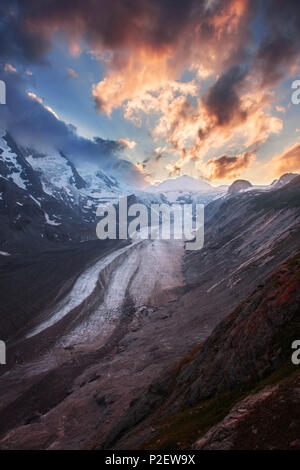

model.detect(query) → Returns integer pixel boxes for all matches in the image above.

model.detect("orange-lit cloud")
[4,64,17,73]
[276,105,286,113]
[118,138,137,149]
[205,151,256,181]
[27,92,59,119]
[154,78,282,177]
[90,0,252,119]
[9,0,300,182]
[87,3,282,179]
[270,143,300,176]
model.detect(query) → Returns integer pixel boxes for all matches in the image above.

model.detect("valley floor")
[0,178,299,450]
[0,238,201,449]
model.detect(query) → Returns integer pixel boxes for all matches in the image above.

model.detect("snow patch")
[0,136,28,190]
[44,212,61,226]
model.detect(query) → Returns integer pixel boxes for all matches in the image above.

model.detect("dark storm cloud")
[0,0,251,67]
[12,0,200,50]
[1,1,300,93]
[0,68,117,159]
[0,1,51,66]
[254,0,300,87]
[1,0,300,181]
[204,65,248,127]
[0,68,146,186]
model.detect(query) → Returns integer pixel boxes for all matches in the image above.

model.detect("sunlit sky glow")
[1,0,300,186]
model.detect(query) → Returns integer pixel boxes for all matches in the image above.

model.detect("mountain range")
[0,130,299,450]
[146,175,224,193]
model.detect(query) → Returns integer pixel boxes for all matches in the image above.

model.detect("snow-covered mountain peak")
[27,152,78,193]
[146,175,215,193]
[0,133,43,193]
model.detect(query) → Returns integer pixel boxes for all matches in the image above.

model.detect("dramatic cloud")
[205,65,248,127]
[89,0,254,119]
[2,1,255,111]
[271,144,300,176]
[254,1,300,88]
[0,2,51,65]
[1,0,300,181]
[205,151,256,180]
[0,68,146,187]
[154,74,281,175]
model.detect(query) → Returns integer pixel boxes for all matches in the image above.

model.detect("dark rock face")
[0,175,94,253]
[0,133,44,195]
[178,253,300,404]
[194,372,300,450]
[59,151,87,190]
[104,254,300,450]
[228,179,252,194]
[0,133,96,253]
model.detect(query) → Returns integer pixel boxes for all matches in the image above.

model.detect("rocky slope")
[0,132,299,450]
[0,131,154,254]
[194,371,300,450]
[0,176,299,450]
[97,178,300,450]
[103,252,300,450]
[182,175,300,327]
[0,133,95,252]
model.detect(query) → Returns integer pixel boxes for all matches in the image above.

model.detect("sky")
[1,0,300,187]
